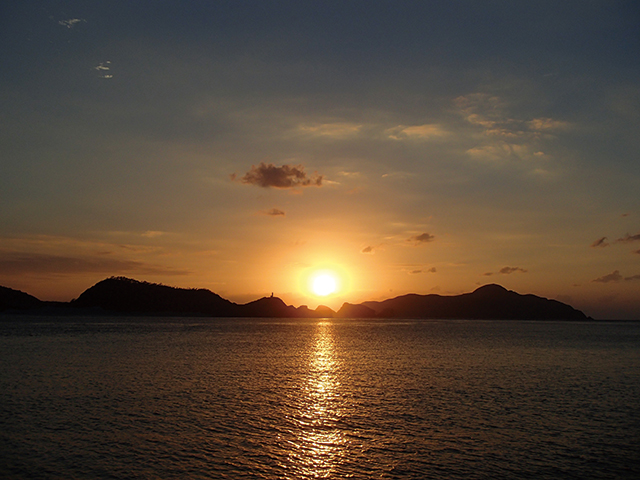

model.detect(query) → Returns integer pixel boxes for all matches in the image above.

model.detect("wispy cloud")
[484,266,527,276]
[95,61,113,79]
[262,208,285,216]
[499,266,527,274]
[408,267,436,275]
[141,231,167,238]
[592,270,623,283]
[361,245,374,254]
[617,233,640,243]
[0,252,188,276]
[385,124,449,141]
[455,93,569,167]
[58,18,86,29]
[591,237,609,248]
[233,162,323,189]
[297,122,362,138]
[625,274,640,281]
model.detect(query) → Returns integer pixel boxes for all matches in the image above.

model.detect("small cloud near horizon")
[408,233,435,245]
[409,267,436,275]
[0,252,188,276]
[591,237,609,248]
[485,266,527,275]
[361,246,374,254]
[499,266,528,274]
[262,208,285,216]
[232,162,323,189]
[624,274,640,281]
[617,233,640,243]
[592,270,623,283]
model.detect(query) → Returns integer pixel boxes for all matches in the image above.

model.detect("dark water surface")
[1,317,639,479]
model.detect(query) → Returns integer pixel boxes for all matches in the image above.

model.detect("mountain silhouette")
[336,302,377,318]
[0,285,42,311]
[359,284,588,320]
[69,277,331,317]
[1,277,589,320]
[71,277,239,316]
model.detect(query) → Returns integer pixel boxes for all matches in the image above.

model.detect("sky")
[1,1,639,319]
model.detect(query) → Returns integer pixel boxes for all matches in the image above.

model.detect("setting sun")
[304,267,348,299]
[312,274,337,296]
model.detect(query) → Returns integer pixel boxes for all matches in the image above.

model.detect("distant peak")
[472,284,509,295]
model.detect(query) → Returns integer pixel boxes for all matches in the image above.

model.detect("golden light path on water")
[286,321,346,478]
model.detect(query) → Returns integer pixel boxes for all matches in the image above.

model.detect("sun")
[312,274,337,296]
[305,268,344,298]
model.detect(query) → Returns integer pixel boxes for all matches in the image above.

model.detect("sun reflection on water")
[286,321,346,478]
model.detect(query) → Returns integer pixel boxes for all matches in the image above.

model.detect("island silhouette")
[1,276,589,320]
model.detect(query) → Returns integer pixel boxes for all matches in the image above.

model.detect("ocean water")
[1,317,639,479]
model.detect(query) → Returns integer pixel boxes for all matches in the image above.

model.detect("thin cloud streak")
[263,208,285,216]
[484,266,528,276]
[617,233,640,243]
[0,252,188,276]
[591,237,609,248]
[592,270,623,283]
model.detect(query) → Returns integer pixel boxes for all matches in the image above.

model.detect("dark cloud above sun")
[233,163,323,189]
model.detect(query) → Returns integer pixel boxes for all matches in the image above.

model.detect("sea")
[1,316,639,479]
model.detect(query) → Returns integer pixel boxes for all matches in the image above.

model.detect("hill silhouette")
[1,277,589,320]
[359,284,588,320]
[69,277,330,317]
[71,277,239,316]
[0,285,42,311]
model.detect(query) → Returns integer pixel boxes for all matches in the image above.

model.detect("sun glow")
[312,274,337,296]
[305,268,346,299]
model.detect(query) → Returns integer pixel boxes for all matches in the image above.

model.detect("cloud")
[385,124,449,141]
[591,237,609,247]
[485,266,527,276]
[361,245,374,254]
[0,252,188,276]
[58,18,86,28]
[499,266,527,274]
[381,171,416,180]
[408,233,435,245]
[95,61,113,79]
[527,118,570,131]
[141,231,167,238]
[297,122,362,138]
[233,162,323,188]
[263,208,285,216]
[617,233,640,243]
[409,267,437,274]
[455,93,569,170]
[625,274,640,281]
[592,270,623,283]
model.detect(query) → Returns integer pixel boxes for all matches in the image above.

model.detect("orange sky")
[1,2,639,318]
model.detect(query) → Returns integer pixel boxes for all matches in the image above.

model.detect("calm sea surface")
[1,316,639,479]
